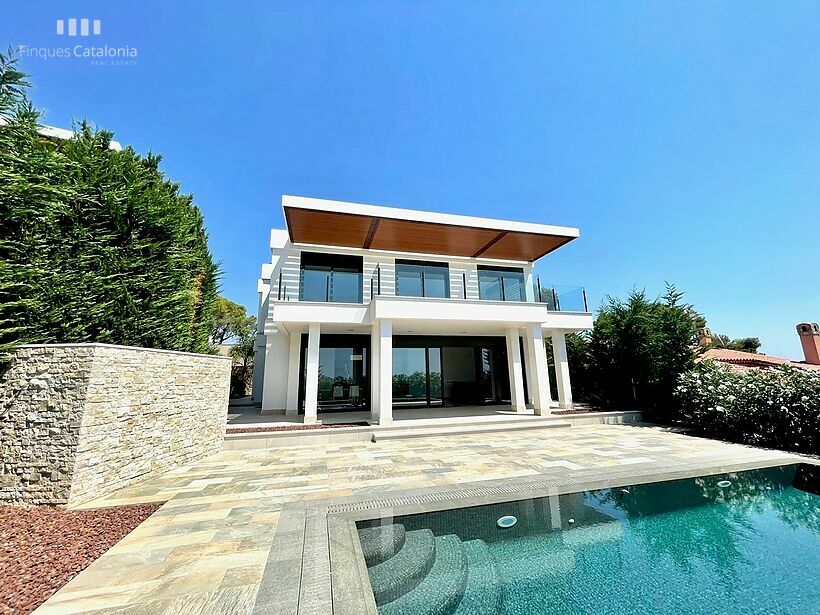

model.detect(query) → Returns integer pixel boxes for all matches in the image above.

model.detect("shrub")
[0,53,218,357]
[676,361,820,455]
[574,285,698,420]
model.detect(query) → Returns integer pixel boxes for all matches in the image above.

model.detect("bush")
[0,53,218,357]
[573,285,698,420]
[676,361,820,455]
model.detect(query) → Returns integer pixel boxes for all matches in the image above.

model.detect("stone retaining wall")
[0,344,231,507]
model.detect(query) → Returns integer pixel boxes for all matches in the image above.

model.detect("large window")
[477,266,526,301]
[395,260,450,298]
[299,252,363,303]
[299,334,369,412]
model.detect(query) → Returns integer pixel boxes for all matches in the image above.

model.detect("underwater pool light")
[717,480,732,488]
[497,515,517,529]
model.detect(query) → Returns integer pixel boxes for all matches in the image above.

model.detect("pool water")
[356,464,820,615]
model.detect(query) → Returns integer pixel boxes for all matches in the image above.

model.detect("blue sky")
[4,2,819,359]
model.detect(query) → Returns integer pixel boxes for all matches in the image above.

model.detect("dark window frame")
[395,259,451,299]
[476,265,526,302]
[299,252,364,303]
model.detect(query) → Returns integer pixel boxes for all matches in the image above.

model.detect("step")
[359,524,407,567]
[454,540,501,615]
[379,534,468,615]
[372,419,572,442]
[367,529,436,605]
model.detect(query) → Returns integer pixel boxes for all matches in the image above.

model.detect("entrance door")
[392,346,444,407]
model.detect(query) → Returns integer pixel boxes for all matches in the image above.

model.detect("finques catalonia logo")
[17,18,138,66]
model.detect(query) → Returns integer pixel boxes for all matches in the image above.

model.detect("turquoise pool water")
[357,464,820,615]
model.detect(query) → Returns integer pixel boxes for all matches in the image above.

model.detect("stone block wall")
[0,344,231,507]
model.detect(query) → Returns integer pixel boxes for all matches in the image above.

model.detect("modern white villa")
[252,196,593,425]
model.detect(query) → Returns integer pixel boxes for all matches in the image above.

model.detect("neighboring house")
[253,196,593,424]
[699,323,820,372]
[0,117,122,150]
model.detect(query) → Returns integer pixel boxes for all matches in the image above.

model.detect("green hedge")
[0,57,218,358]
[676,361,820,455]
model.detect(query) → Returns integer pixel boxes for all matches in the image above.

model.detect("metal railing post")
[325,275,330,302]
[536,275,542,302]
[377,265,381,296]
[582,288,588,312]
[278,271,282,301]
[552,288,558,311]
[462,273,467,299]
[500,276,506,301]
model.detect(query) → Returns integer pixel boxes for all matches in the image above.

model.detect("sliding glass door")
[299,335,369,412]
[392,346,443,407]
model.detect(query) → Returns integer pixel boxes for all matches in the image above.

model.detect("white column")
[551,330,573,409]
[527,324,553,414]
[304,323,321,424]
[378,319,393,425]
[522,332,536,407]
[505,328,526,412]
[285,331,301,416]
[370,322,380,423]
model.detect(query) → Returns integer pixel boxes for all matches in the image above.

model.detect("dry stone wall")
[0,344,230,507]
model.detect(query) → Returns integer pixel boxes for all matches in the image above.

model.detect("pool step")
[453,540,501,615]
[368,529,436,605]
[359,524,407,567]
[372,419,572,442]
[379,534,468,615]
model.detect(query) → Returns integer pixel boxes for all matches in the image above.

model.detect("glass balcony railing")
[274,264,589,313]
[535,283,589,312]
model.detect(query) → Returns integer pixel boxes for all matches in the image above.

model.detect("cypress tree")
[0,52,219,358]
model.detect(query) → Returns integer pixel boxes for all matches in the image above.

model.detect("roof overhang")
[282,195,579,262]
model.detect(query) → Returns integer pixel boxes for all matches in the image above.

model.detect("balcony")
[271,266,592,331]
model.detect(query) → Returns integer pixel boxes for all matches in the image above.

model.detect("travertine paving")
[35,424,796,615]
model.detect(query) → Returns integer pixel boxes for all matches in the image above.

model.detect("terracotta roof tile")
[700,348,820,371]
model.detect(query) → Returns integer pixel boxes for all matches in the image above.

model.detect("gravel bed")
[0,502,163,615]
[228,422,369,434]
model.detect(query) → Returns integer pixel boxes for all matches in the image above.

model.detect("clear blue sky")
[5,2,819,359]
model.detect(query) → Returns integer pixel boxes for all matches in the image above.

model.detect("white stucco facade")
[253,196,593,424]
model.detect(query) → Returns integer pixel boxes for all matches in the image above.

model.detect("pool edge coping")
[252,452,812,615]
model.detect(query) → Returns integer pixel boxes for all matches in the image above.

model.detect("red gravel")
[0,502,163,615]
[228,422,369,434]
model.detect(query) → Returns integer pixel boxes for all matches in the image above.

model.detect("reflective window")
[299,252,363,303]
[392,348,428,405]
[395,260,450,298]
[477,266,525,302]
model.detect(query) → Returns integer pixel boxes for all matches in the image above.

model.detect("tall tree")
[211,296,255,346]
[0,54,219,358]
[579,284,698,420]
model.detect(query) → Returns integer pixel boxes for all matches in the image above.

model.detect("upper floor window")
[395,260,450,298]
[300,252,363,303]
[477,266,525,302]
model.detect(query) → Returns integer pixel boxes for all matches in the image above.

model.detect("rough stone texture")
[0,344,231,507]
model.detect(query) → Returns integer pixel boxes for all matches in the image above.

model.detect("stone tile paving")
[34,424,799,615]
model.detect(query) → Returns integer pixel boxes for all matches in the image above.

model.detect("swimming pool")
[356,464,820,614]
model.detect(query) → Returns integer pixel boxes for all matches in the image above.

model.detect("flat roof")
[282,195,579,262]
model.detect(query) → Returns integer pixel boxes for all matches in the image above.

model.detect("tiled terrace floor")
[36,424,798,614]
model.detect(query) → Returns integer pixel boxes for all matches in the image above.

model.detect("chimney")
[796,323,820,365]
[697,327,713,347]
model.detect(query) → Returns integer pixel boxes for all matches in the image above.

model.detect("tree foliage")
[212,296,255,346]
[570,284,699,420]
[710,334,761,354]
[0,53,219,358]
